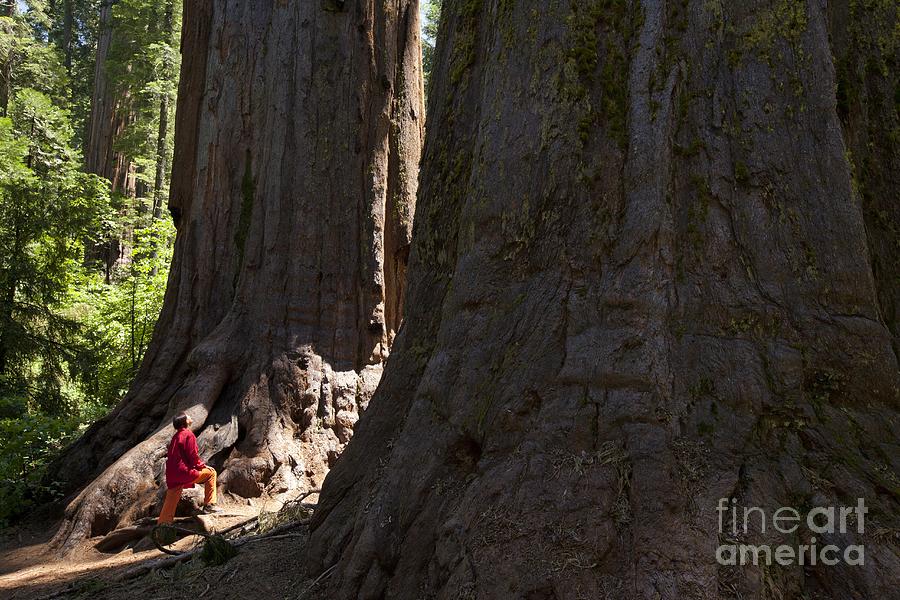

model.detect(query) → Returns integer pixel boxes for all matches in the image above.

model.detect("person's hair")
[173,413,190,430]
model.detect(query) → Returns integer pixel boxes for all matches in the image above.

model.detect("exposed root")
[51,345,376,554]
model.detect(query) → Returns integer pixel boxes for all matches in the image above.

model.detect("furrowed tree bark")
[50,0,423,551]
[308,1,899,598]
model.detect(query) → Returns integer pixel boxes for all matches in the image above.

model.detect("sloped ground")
[84,535,319,600]
[1,499,320,600]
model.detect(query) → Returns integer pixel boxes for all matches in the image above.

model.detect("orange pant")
[157,467,217,524]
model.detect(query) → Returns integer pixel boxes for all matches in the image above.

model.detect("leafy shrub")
[0,404,104,527]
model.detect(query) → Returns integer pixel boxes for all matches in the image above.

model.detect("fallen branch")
[212,489,319,539]
[92,519,309,588]
[239,532,306,544]
[33,516,313,600]
[297,564,338,599]
[151,524,210,555]
[120,517,310,580]
[35,490,321,600]
[215,514,261,537]
[150,489,320,556]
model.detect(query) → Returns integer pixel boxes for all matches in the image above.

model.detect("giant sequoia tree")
[50,0,423,549]
[308,0,899,598]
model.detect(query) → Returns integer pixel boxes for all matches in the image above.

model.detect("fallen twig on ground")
[33,516,313,600]
[297,564,337,599]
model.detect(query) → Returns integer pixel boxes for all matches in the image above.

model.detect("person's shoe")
[201,504,224,514]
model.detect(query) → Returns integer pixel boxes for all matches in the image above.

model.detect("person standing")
[157,413,221,523]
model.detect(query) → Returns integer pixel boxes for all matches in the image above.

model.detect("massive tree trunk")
[308,1,899,598]
[50,0,423,550]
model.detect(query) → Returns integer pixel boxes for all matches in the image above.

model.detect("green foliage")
[200,535,238,566]
[0,90,113,524]
[1,0,103,142]
[0,89,111,413]
[52,1,105,147]
[105,0,181,188]
[0,15,69,111]
[71,216,174,405]
[0,2,180,527]
[0,407,96,526]
[422,0,442,93]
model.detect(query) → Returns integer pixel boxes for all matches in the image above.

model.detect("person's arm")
[185,431,206,471]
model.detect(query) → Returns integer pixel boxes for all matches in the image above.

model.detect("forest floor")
[0,498,323,600]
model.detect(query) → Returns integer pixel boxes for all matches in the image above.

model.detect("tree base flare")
[51,351,381,553]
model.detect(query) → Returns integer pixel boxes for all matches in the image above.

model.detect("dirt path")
[0,501,319,600]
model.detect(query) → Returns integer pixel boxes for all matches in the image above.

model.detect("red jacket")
[165,427,205,488]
